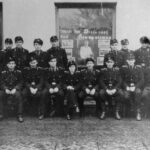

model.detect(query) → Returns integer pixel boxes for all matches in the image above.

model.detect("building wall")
[2,0,150,51]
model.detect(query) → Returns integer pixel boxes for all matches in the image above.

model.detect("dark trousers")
[78,89,100,115]
[22,88,45,115]
[123,88,142,113]
[0,90,23,116]
[100,89,123,113]
[43,88,64,116]
[142,86,150,114]
[65,90,79,115]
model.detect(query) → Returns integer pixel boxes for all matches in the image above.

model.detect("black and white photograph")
[0,0,150,149]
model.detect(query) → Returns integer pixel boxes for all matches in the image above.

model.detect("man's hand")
[85,88,90,94]
[111,89,117,95]
[126,86,130,91]
[5,89,11,94]
[30,87,36,95]
[54,87,59,93]
[49,88,54,94]
[90,88,96,95]
[11,88,16,95]
[130,86,135,92]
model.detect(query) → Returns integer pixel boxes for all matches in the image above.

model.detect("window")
[56,3,116,66]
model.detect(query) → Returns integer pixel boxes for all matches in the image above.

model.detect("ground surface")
[0,117,150,150]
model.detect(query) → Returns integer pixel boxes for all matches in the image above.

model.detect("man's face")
[122,44,128,49]
[51,40,59,47]
[7,61,16,70]
[69,65,76,73]
[29,60,38,68]
[5,43,13,49]
[34,43,42,51]
[127,59,135,66]
[141,43,148,49]
[86,61,94,70]
[49,58,57,67]
[106,60,115,69]
[15,40,23,48]
[110,43,118,51]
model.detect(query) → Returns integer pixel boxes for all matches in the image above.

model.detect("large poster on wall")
[58,8,113,66]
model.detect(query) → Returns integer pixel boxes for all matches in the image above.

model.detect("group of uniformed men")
[0,35,150,123]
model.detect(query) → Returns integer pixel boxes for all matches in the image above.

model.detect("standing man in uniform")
[78,58,100,117]
[64,61,80,120]
[29,38,47,68]
[104,39,123,68]
[120,39,132,66]
[46,36,68,69]
[134,36,150,68]
[12,36,29,70]
[99,56,123,120]
[121,53,144,121]
[0,57,24,122]
[44,55,65,117]
[22,56,45,120]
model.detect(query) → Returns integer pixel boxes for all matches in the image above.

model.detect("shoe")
[49,110,56,117]
[136,112,142,121]
[66,114,71,120]
[0,114,3,121]
[76,107,80,113]
[38,115,44,120]
[99,112,106,120]
[115,112,121,120]
[18,115,24,123]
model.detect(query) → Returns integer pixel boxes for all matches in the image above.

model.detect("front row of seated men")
[0,52,148,123]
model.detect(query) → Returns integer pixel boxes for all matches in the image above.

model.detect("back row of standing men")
[0,35,150,122]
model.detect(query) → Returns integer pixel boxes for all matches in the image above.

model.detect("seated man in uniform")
[99,56,123,120]
[44,55,65,117]
[121,53,144,121]
[0,57,23,122]
[22,55,45,120]
[141,66,150,117]
[64,60,80,120]
[78,58,100,117]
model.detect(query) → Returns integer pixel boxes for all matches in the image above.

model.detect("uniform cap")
[85,57,94,64]
[5,38,13,44]
[121,39,129,45]
[15,36,23,42]
[50,36,58,42]
[68,60,76,67]
[33,38,43,45]
[140,36,149,44]
[110,39,118,45]
[127,52,135,60]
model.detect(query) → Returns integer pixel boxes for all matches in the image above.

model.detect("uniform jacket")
[100,67,122,90]
[121,64,144,89]
[1,68,22,90]
[22,66,44,90]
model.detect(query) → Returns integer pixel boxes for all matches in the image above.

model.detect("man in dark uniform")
[99,56,123,120]
[64,61,80,120]
[141,65,150,116]
[121,53,144,121]
[120,39,132,66]
[134,36,150,67]
[44,55,65,117]
[104,39,123,68]
[78,58,100,117]
[22,56,45,120]
[46,36,68,69]
[0,57,24,122]
[29,38,47,68]
[12,36,29,70]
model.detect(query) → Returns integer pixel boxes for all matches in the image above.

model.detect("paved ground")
[0,117,150,150]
